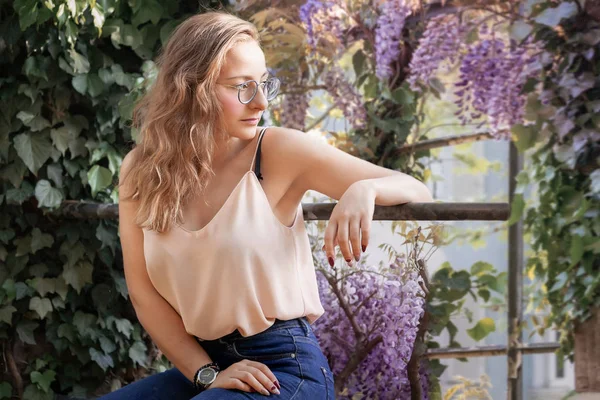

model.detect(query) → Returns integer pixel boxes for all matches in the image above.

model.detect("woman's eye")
[238,83,250,90]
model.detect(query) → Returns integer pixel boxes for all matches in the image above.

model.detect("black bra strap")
[253,127,268,180]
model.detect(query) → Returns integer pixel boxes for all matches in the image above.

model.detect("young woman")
[106,10,433,400]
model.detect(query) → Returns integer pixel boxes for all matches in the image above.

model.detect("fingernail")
[362,244,367,252]
[274,381,281,390]
[262,388,270,395]
[271,386,280,394]
[328,257,334,267]
[355,254,360,262]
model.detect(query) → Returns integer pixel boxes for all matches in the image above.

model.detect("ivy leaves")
[509,0,600,356]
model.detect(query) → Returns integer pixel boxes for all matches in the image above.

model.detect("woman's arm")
[260,127,433,203]
[118,150,211,382]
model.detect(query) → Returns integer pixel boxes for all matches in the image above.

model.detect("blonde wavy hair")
[119,11,260,233]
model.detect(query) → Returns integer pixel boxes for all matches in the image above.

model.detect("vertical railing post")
[507,141,524,399]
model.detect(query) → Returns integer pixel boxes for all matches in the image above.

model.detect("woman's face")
[216,40,269,141]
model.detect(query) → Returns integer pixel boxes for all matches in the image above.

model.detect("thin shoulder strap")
[249,126,268,180]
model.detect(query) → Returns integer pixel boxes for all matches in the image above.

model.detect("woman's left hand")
[322,181,376,268]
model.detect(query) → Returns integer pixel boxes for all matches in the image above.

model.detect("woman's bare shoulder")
[119,147,141,199]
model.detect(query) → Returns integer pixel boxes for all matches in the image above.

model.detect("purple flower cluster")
[299,0,345,51]
[455,29,540,138]
[408,15,465,91]
[312,251,427,398]
[375,0,412,80]
[455,38,506,127]
[323,68,367,129]
[281,93,309,130]
[486,43,539,138]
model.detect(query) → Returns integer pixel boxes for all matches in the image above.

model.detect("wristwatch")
[193,362,220,392]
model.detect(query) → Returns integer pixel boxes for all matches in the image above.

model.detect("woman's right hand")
[208,360,281,396]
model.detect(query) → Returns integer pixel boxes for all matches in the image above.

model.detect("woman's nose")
[250,87,268,110]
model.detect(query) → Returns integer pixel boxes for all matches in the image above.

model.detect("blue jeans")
[98,317,336,399]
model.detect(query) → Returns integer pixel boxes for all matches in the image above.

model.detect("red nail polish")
[274,381,280,390]
[362,244,367,252]
[328,257,334,267]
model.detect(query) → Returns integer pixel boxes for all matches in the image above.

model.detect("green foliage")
[508,2,600,356]
[0,0,223,397]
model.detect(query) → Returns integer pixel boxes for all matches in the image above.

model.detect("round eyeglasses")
[219,77,281,104]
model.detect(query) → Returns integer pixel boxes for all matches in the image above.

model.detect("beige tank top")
[143,127,325,341]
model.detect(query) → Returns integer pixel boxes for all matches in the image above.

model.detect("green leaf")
[99,335,117,354]
[87,165,112,197]
[62,261,93,294]
[352,50,366,78]
[17,320,38,345]
[57,323,75,342]
[50,127,74,156]
[1,159,28,189]
[16,111,51,132]
[160,19,180,45]
[534,2,578,27]
[128,341,148,367]
[72,74,87,95]
[509,20,533,42]
[68,49,90,74]
[31,277,55,297]
[477,288,491,302]
[120,24,143,48]
[30,370,56,393]
[35,180,63,209]
[470,261,495,276]
[391,87,414,105]
[447,270,471,291]
[570,236,584,266]
[132,0,163,27]
[87,73,105,97]
[46,163,63,188]
[507,193,525,226]
[14,0,39,30]
[29,297,52,319]
[14,235,32,257]
[466,317,496,341]
[512,124,538,153]
[13,133,52,175]
[31,228,54,253]
[96,223,116,252]
[2,279,16,301]
[114,318,133,338]
[90,347,114,371]
[73,311,98,339]
[0,382,12,399]
[69,137,88,159]
[91,3,106,34]
[0,306,17,325]
[6,182,34,205]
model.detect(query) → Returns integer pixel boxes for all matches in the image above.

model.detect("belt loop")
[299,317,310,336]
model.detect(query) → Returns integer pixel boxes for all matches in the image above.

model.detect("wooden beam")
[53,201,510,221]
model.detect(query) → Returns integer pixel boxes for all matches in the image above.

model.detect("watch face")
[199,368,217,384]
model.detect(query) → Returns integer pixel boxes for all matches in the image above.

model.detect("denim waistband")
[203,317,312,343]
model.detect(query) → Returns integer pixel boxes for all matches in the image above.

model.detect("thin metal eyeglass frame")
[218,77,281,105]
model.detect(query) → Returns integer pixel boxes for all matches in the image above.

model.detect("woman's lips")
[241,118,259,124]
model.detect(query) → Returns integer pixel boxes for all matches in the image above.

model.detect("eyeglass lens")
[239,78,280,104]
